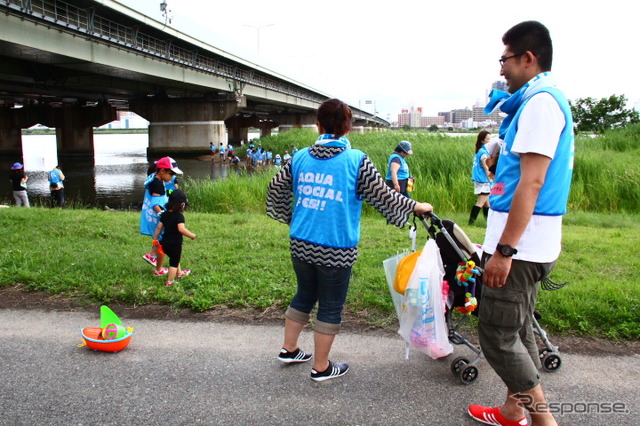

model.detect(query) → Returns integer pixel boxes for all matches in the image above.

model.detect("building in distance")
[394,81,506,129]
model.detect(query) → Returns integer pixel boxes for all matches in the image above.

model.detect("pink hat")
[156,157,183,175]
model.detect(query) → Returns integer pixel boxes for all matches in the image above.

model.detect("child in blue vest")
[140,157,183,271]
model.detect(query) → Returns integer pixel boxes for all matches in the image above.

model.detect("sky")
[120,0,640,121]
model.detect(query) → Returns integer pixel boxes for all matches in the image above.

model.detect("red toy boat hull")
[81,327,133,352]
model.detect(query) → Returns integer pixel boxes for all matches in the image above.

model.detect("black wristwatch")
[496,243,518,257]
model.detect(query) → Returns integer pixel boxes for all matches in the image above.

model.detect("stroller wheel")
[451,356,470,375]
[538,348,550,359]
[459,364,479,385]
[541,353,562,372]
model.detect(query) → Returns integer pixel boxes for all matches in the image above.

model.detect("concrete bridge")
[0,0,388,161]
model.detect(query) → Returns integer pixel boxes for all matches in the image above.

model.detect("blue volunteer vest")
[290,147,366,249]
[471,146,490,183]
[490,87,574,216]
[139,174,168,236]
[165,175,177,192]
[48,170,62,184]
[385,153,409,181]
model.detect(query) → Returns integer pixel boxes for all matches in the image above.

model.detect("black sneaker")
[310,361,349,382]
[277,348,312,364]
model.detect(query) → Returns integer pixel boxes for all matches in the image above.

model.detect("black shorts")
[161,242,182,268]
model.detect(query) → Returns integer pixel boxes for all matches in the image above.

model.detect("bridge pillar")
[0,128,22,158]
[225,116,253,146]
[0,106,39,159]
[131,97,245,158]
[230,126,249,146]
[37,104,117,163]
[256,120,278,139]
[273,113,316,134]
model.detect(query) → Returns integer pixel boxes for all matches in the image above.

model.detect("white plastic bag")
[398,239,453,359]
[383,251,410,319]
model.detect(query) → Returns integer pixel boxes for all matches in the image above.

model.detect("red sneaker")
[468,405,528,426]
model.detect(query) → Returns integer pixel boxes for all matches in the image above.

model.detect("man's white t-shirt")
[484,137,503,158]
[483,92,566,263]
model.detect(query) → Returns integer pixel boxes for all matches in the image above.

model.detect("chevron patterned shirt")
[266,144,417,267]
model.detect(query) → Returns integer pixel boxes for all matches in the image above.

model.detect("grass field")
[2,125,639,340]
[0,208,637,339]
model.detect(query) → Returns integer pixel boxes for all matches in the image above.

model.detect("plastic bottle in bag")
[410,277,436,347]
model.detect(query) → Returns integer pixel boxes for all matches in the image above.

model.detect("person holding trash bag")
[468,21,574,426]
[385,140,413,198]
[266,98,433,382]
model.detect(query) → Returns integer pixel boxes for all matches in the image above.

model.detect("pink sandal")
[153,267,169,276]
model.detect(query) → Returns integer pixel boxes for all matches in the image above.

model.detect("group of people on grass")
[8,163,66,208]
[139,157,196,287]
[208,139,299,168]
[4,18,571,426]
[245,144,298,168]
[382,128,499,229]
[265,20,572,426]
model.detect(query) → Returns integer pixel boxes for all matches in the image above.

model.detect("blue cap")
[397,141,413,154]
[11,162,23,170]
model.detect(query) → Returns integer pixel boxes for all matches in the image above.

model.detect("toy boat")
[81,326,134,352]
[79,305,134,352]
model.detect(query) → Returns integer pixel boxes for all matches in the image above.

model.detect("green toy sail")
[100,305,122,328]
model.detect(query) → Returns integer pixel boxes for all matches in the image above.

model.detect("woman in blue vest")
[385,141,413,198]
[267,99,433,382]
[9,162,29,207]
[48,165,65,208]
[469,130,493,225]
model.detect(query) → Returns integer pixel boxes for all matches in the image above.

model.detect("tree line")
[570,94,639,134]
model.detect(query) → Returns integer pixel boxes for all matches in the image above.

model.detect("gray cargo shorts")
[478,253,556,393]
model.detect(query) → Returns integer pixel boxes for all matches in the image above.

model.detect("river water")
[1,133,239,209]
[2,131,477,209]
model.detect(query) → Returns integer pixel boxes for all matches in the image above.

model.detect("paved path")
[0,308,638,425]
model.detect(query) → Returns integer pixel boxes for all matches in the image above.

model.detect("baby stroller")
[393,213,564,385]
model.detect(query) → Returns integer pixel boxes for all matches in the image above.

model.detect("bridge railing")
[2,0,388,125]
[1,0,330,105]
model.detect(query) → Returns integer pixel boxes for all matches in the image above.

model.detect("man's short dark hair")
[502,21,553,71]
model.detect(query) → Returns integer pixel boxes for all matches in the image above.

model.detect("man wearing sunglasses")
[469,21,574,426]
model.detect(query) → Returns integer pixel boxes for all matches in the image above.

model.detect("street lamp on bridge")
[243,24,274,55]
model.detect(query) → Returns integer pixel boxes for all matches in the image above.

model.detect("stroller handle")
[416,211,440,223]
[425,211,440,223]
[418,212,470,265]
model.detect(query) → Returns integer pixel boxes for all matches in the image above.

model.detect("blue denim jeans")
[287,257,352,334]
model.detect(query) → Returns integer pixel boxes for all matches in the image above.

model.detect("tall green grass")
[187,125,640,215]
[570,126,640,212]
